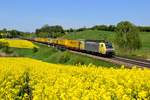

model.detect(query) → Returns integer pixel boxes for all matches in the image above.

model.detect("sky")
[0,0,150,32]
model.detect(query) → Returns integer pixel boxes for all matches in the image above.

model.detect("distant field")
[63,30,150,59]
[0,39,38,49]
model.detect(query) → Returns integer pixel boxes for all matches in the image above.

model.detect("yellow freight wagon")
[65,39,80,49]
[51,39,58,44]
[57,39,67,46]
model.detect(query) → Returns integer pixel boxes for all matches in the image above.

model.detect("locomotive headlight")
[106,48,115,57]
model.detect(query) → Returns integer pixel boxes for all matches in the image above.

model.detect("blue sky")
[0,0,149,32]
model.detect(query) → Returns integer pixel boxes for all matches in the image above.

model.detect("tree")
[137,26,150,32]
[65,28,75,33]
[76,27,87,32]
[2,28,7,33]
[108,25,116,31]
[0,28,8,38]
[8,30,21,38]
[115,21,142,51]
[91,25,108,31]
[35,24,64,38]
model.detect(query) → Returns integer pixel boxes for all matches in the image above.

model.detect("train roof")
[48,38,111,43]
[85,39,110,43]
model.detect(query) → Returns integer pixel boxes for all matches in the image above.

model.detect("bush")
[0,41,13,54]
[58,52,70,63]
[0,41,8,49]
[33,47,38,53]
[2,46,13,54]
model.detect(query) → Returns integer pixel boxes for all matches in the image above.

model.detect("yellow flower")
[138,91,147,98]
[0,57,150,99]
[0,39,38,48]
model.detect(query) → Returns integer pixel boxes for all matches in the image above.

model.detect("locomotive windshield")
[105,42,113,48]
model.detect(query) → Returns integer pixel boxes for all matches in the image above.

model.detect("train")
[31,38,115,57]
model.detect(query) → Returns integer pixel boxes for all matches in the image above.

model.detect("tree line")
[0,22,150,38]
[67,25,150,32]
[35,24,65,38]
[0,28,27,38]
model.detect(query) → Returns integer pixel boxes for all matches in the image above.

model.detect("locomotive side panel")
[85,41,99,53]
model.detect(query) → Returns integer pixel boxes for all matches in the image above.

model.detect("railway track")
[69,50,150,68]
[112,56,150,68]
[25,39,150,68]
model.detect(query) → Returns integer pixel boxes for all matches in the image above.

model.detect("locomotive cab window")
[101,44,104,47]
[105,43,113,48]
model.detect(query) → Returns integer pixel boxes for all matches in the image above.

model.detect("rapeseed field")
[0,57,149,100]
[0,39,38,49]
